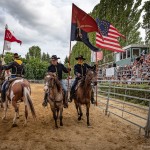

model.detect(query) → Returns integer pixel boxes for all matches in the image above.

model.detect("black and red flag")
[70,3,101,52]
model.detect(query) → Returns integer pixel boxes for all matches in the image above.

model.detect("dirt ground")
[0,84,150,150]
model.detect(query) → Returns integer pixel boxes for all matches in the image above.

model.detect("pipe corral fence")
[96,80,150,138]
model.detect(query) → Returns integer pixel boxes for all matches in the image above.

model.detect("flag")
[71,4,100,52]
[72,3,99,33]
[4,27,22,51]
[91,51,103,62]
[96,19,125,53]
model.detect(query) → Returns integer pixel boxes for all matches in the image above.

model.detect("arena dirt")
[0,84,150,150]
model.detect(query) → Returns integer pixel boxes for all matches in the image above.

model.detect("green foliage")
[142,0,150,44]
[4,52,14,63]
[27,46,41,59]
[25,58,49,80]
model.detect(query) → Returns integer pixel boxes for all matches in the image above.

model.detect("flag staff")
[2,24,8,58]
[95,51,98,106]
[67,3,73,101]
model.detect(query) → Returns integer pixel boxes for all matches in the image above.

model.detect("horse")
[2,78,36,127]
[44,72,64,128]
[74,69,97,126]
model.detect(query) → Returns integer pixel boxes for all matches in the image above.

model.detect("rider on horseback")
[69,55,96,104]
[1,53,25,102]
[42,55,71,107]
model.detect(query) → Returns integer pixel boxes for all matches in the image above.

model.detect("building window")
[123,51,126,59]
[133,48,140,57]
[127,49,130,58]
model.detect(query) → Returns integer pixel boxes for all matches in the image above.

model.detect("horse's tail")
[23,87,36,119]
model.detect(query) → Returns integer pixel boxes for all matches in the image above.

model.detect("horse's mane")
[79,77,85,87]
[54,78,62,93]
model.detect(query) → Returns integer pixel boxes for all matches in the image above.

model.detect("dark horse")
[74,69,97,126]
[2,78,36,127]
[44,72,64,128]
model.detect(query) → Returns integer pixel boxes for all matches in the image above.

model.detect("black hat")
[50,55,60,60]
[14,53,19,58]
[75,55,86,60]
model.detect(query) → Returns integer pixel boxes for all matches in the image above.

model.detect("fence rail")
[96,80,150,138]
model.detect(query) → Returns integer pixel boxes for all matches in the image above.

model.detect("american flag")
[96,19,125,52]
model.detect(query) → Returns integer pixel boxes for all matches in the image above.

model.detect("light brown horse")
[2,78,36,127]
[74,69,97,126]
[44,73,64,128]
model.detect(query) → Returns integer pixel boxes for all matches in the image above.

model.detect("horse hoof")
[78,117,81,121]
[87,124,91,127]
[60,123,63,126]
[12,124,18,127]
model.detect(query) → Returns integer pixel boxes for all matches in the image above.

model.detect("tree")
[27,46,41,59]
[142,0,150,44]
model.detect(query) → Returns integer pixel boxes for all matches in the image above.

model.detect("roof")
[123,44,149,50]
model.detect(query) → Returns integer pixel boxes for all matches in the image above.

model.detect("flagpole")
[95,52,98,106]
[67,3,73,101]
[1,24,8,65]
[2,24,8,57]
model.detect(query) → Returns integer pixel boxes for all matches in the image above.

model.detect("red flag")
[4,29,22,44]
[72,3,99,33]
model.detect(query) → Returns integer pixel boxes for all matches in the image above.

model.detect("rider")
[1,53,25,102]
[69,55,96,104]
[42,55,71,107]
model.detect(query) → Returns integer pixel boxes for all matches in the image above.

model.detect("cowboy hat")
[75,55,86,60]
[14,53,19,58]
[50,55,60,60]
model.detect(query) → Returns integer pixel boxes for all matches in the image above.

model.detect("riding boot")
[42,92,48,107]
[69,89,75,102]
[91,90,96,104]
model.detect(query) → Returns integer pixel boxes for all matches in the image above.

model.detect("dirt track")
[0,84,150,150]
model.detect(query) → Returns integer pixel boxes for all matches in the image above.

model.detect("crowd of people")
[99,53,150,84]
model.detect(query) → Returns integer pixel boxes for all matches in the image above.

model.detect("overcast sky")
[0,0,146,62]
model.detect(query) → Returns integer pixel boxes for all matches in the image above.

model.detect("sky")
[0,0,146,62]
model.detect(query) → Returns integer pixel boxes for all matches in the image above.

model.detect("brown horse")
[44,73,64,128]
[74,69,97,126]
[2,78,36,127]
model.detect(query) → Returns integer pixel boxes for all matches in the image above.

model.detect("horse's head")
[85,69,97,86]
[44,72,57,92]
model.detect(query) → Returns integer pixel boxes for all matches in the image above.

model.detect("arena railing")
[96,80,150,138]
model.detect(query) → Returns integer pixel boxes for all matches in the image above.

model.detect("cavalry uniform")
[42,55,70,107]
[70,55,96,103]
[1,53,25,102]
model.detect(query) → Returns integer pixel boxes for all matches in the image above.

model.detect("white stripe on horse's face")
[12,79,24,86]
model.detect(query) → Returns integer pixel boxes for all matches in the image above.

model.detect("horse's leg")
[17,103,20,119]
[12,99,19,127]
[56,108,59,119]
[86,103,90,126]
[52,108,58,128]
[78,103,82,121]
[59,107,63,126]
[2,100,8,120]
[75,101,79,116]
[24,105,28,126]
